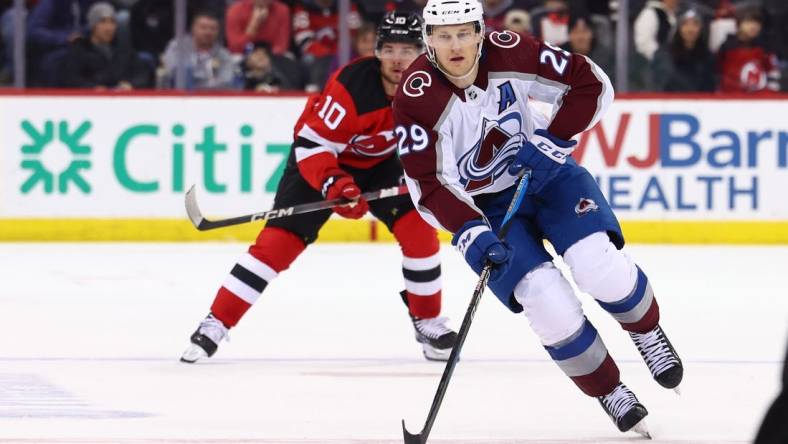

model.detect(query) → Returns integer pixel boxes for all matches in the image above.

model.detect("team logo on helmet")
[574,198,599,216]
[403,70,432,97]
[377,11,424,49]
[490,30,521,48]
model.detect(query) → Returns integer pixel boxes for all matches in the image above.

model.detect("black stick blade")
[402,420,423,444]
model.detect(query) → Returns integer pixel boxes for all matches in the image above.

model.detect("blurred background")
[0,0,786,93]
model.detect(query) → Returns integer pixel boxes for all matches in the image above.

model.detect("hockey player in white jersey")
[392,0,683,436]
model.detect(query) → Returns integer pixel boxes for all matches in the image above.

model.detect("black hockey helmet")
[376,11,424,50]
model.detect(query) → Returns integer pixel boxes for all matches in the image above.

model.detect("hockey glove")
[452,219,512,282]
[507,129,577,194]
[322,175,369,219]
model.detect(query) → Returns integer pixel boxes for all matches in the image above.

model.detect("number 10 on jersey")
[395,124,429,156]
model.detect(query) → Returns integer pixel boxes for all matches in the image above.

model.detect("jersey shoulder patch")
[335,57,389,115]
[393,56,453,128]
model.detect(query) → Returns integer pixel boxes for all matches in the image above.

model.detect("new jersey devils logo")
[457,115,524,192]
[348,131,396,157]
[403,71,432,97]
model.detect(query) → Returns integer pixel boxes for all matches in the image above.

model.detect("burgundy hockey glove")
[322,175,369,219]
[508,129,577,194]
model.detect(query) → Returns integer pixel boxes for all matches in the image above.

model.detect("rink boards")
[1,91,787,243]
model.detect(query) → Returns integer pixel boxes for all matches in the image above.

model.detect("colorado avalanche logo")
[574,198,599,217]
[490,30,521,49]
[349,131,396,157]
[457,114,524,192]
[403,71,432,97]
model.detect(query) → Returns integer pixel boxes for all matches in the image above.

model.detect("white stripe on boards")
[404,278,442,296]
[402,252,441,271]
[238,253,278,283]
[222,274,261,305]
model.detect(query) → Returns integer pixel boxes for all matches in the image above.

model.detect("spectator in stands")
[293,0,362,92]
[225,0,291,56]
[328,21,375,75]
[717,7,780,92]
[561,15,613,80]
[502,8,531,35]
[27,0,97,85]
[129,0,173,62]
[58,2,150,89]
[633,0,678,62]
[160,11,238,90]
[483,0,518,32]
[652,9,715,92]
[530,0,570,46]
[130,0,228,64]
[242,41,300,92]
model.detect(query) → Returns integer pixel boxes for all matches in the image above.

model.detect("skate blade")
[180,344,208,363]
[673,386,682,396]
[421,344,453,362]
[632,419,652,439]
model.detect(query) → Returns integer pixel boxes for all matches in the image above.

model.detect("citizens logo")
[20,120,92,194]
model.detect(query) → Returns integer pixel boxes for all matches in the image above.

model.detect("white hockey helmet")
[422,0,484,27]
[421,0,485,79]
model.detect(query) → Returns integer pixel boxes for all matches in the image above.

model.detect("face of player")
[377,42,421,89]
[428,23,482,79]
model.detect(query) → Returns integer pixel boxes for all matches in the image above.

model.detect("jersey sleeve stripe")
[295,123,347,154]
[583,55,614,132]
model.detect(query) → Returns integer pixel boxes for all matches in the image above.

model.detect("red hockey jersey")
[293,56,398,191]
[718,36,780,92]
[292,1,361,58]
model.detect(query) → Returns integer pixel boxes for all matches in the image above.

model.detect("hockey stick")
[184,184,408,231]
[402,171,531,444]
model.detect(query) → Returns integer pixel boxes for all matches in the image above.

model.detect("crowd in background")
[0,0,785,93]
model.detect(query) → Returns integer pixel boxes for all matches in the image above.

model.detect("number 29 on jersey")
[395,124,429,156]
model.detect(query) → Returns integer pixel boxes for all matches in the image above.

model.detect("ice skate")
[630,324,683,391]
[180,313,229,363]
[598,382,651,438]
[400,291,457,361]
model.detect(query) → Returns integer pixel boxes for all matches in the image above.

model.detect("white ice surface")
[1,242,786,443]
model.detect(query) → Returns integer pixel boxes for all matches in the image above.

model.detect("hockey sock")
[393,210,442,319]
[544,318,621,397]
[597,266,660,334]
[211,227,306,327]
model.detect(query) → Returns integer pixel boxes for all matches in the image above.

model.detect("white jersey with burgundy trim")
[392,30,613,233]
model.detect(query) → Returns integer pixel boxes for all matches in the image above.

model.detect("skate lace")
[414,317,452,339]
[199,315,229,344]
[630,326,677,377]
[601,384,637,421]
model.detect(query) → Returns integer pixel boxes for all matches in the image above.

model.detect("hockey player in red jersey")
[393,0,683,437]
[181,11,458,364]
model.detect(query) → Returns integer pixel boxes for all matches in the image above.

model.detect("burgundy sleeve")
[393,98,485,234]
[515,34,613,140]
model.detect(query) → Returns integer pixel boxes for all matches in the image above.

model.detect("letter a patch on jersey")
[497,81,517,114]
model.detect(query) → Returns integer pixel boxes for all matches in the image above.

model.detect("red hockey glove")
[322,175,369,219]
